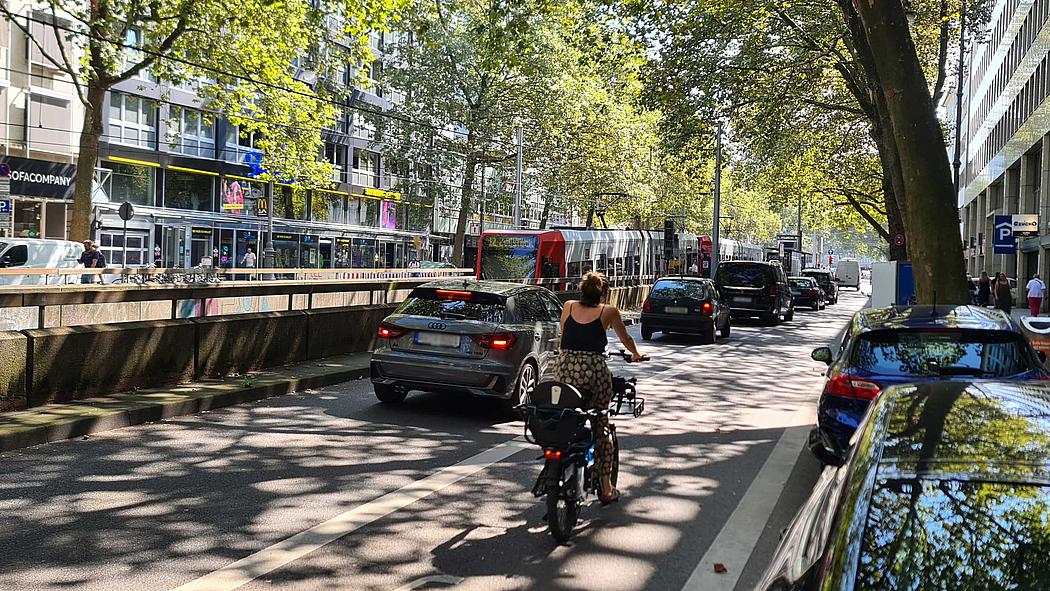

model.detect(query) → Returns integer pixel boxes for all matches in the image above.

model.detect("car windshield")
[397,289,506,323]
[479,235,538,280]
[850,330,1035,378]
[716,263,769,288]
[855,479,1050,590]
[651,279,707,299]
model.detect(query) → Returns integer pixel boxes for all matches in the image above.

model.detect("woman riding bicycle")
[556,271,646,504]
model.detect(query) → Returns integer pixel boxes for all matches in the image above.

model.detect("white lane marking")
[395,575,465,590]
[173,438,531,591]
[680,401,815,591]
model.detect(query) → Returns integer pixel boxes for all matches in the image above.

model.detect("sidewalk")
[0,353,371,453]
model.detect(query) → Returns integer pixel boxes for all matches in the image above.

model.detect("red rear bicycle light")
[544,449,562,460]
[701,301,713,316]
[642,298,652,313]
[471,332,517,350]
[377,323,406,339]
[825,373,881,400]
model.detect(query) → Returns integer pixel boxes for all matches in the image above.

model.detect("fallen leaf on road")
[714,563,727,574]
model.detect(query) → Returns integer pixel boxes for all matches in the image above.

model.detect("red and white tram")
[697,235,766,277]
[477,228,698,284]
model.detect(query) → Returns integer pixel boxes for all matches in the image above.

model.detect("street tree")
[0,0,401,241]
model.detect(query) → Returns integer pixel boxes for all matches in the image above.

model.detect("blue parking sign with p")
[994,215,1016,254]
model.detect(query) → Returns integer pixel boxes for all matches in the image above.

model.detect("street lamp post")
[512,120,523,228]
[952,2,967,194]
[263,180,276,279]
[797,192,804,274]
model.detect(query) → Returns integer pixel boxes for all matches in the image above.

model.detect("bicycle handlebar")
[609,349,649,363]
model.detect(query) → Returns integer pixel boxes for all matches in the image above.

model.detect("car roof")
[801,268,830,275]
[788,276,815,281]
[654,276,710,283]
[417,278,532,296]
[873,381,1050,484]
[852,305,1019,334]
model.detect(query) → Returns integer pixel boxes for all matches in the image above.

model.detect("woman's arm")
[607,307,645,361]
[560,300,572,334]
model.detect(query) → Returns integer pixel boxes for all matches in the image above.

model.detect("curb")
[0,365,370,453]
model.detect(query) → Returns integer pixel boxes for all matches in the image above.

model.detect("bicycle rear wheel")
[547,463,579,543]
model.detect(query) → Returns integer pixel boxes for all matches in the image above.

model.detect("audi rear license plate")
[415,331,461,347]
[664,306,689,314]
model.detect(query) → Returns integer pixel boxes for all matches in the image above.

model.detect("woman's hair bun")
[579,271,608,306]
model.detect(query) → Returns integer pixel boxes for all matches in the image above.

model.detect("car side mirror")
[811,346,833,365]
[0,255,10,268]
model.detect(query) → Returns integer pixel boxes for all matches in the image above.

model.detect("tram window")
[597,254,608,274]
[614,257,624,276]
[568,261,582,278]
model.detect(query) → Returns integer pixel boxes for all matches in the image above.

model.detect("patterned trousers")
[555,350,615,483]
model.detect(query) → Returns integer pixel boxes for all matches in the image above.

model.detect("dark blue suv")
[809,305,1049,463]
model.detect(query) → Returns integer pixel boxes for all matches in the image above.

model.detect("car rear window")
[716,263,770,288]
[651,279,708,299]
[855,479,1050,590]
[396,288,506,323]
[803,271,831,283]
[789,278,813,289]
[850,330,1036,378]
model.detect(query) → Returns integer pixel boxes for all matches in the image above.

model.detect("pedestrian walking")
[78,240,105,284]
[241,247,256,281]
[1027,273,1046,316]
[977,271,992,306]
[994,272,1013,315]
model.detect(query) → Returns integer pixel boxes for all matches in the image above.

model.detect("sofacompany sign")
[0,156,76,199]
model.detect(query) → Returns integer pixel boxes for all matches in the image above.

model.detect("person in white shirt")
[688,262,699,275]
[1027,273,1046,316]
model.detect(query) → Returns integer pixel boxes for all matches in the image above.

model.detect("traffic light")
[664,219,675,242]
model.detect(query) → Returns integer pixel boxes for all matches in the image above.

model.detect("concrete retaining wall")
[0,332,27,411]
[195,311,309,377]
[24,319,197,406]
[306,304,398,360]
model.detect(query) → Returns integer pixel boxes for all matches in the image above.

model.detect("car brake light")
[471,332,517,350]
[825,373,881,400]
[377,322,407,339]
[803,288,816,296]
[642,298,652,313]
[701,301,713,316]
[435,289,472,301]
[544,449,562,460]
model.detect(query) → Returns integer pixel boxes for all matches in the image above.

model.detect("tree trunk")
[885,175,908,261]
[539,196,551,229]
[451,153,477,267]
[852,0,968,304]
[70,82,106,242]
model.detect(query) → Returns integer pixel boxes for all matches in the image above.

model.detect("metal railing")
[0,266,474,286]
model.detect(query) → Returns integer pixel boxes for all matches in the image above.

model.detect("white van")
[835,259,861,290]
[0,238,85,285]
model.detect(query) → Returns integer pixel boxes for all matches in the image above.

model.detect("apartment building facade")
[957,0,1050,303]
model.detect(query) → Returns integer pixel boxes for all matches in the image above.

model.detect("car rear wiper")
[438,312,467,320]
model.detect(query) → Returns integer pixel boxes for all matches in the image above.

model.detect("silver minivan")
[370,280,564,406]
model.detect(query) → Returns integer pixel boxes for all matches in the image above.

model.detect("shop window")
[170,107,215,158]
[313,193,345,223]
[104,161,155,206]
[220,178,262,216]
[109,92,156,148]
[276,185,306,220]
[164,169,214,211]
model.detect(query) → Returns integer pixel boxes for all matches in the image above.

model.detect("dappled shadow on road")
[0,293,865,591]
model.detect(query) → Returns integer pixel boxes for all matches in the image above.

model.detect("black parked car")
[756,380,1050,590]
[801,268,838,305]
[714,260,794,325]
[789,276,826,311]
[640,276,731,343]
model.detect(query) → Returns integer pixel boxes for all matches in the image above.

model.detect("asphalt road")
[0,289,869,591]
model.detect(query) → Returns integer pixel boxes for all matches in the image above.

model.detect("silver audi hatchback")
[370,280,564,406]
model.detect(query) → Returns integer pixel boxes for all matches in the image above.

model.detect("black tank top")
[561,303,607,353]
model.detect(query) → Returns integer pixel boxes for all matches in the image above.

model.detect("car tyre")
[374,383,408,404]
[763,311,779,326]
[641,326,654,341]
[700,328,716,345]
[719,318,731,338]
[784,304,795,322]
[812,302,820,311]
[506,360,538,410]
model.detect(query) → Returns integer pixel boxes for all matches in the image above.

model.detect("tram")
[697,235,766,277]
[476,228,698,285]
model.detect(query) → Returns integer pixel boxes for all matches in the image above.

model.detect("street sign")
[0,178,10,199]
[1012,214,1039,237]
[828,249,834,255]
[0,163,11,177]
[118,201,135,221]
[893,234,905,247]
[0,199,11,214]
[994,215,1016,254]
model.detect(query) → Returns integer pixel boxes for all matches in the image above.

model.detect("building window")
[104,161,155,206]
[164,169,214,211]
[170,108,215,158]
[100,230,149,266]
[224,124,261,164]
[219,178,263,216]
[352,148,379,188]
[109,92,156,148]
[325,142,348,183]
